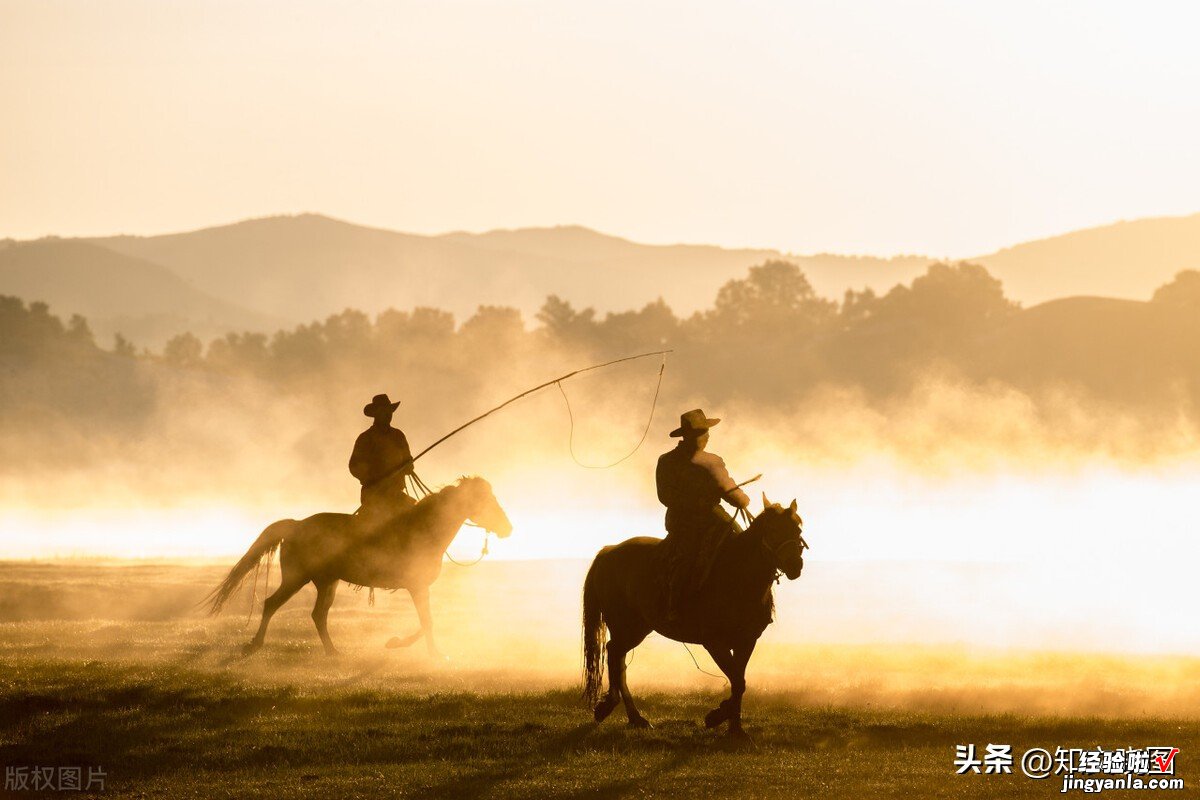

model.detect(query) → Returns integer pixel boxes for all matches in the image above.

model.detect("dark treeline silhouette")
[4,260,1200,476]
[156,259,1200,409]
[0,297,152,463]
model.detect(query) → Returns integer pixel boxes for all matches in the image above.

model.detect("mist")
[6,8,1199,794]
[5,260,1200,675]
[4,361,1198,671]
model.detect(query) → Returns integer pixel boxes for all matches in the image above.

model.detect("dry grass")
[0,561,1196,798]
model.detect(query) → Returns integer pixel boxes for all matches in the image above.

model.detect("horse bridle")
[733,478,809,556]
[763,532,805,558]
[758,516,808,579]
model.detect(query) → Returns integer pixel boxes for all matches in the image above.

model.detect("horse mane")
[342,477,482,596]
[720,505,790,622]
[405,475,473,518]
[414,475,480,499]
[372,474,493,537]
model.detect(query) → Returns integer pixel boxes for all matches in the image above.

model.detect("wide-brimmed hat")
[670,408,720,438]
[363,393,400,418]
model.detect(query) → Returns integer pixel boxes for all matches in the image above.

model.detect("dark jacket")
[655,442,749,532]
[349,424,413,487]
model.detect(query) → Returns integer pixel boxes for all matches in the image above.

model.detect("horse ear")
[789,499,798,513]
[761,491,770,509]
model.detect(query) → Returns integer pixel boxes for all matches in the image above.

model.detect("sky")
[2,0,1199,256]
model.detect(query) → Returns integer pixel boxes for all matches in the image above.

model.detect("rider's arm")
[655,455,681,508]
[394,430,415,475]
[709,455,750,509]
[726,487,751,510]
[348,433,373,484]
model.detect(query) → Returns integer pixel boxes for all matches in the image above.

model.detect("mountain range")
[2,212,1198,347]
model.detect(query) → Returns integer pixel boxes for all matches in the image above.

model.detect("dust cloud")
[1,559,1197,719]
[2,362,1198,713]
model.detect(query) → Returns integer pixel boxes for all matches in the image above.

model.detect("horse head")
[755,492,805,580]
[456,476,513,538]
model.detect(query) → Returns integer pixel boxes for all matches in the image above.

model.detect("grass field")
[1,561,1197,798]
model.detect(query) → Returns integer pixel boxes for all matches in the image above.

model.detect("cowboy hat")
[669,408,721,437]
[363,393,401,418]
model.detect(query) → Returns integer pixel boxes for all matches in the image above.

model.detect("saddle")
[353,490,417,535]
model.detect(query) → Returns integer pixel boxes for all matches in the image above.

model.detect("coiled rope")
[431,351,669,566]
[556,353,665,469]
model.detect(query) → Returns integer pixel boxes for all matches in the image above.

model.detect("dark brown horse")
[582,495,804,737]
[206,476,512,657]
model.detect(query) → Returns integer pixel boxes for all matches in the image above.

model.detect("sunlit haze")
[3,1,1199,255]
[6,6,1200,796]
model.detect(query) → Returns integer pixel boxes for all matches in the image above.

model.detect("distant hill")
[0,239,277,347]
[975,214,1200,303]
[442,224,934,303]
[88,214,931,323]
[4,211,1199,348]
[971,295,1198,404]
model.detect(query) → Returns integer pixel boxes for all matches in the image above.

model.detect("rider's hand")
[730,489,751,510]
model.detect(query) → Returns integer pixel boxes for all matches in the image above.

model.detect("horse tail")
[581,552,608,706]
[203,519,294,615]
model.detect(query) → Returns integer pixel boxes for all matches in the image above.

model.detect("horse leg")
[311,579,340,656]
[592,639,623,723]
[384,583,422,649]
[385,629,422,649]
[243,577,307,656]
[725,639,757,738]
[592,650,621,724]
[408,585,444,659]
[702,645,739,729]
[612,633,652,728]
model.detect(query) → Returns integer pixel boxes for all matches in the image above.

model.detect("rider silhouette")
[655,409,750,624]
[350,393,416,528]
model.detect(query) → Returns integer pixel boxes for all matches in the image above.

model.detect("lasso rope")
[405,349,673,469]
[416,352,669,566]
[555,353,665,469]
[683,642,729,683]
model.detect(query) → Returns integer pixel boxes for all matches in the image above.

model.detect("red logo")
[1153,748,1180,773]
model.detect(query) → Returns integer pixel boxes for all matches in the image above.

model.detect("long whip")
[394,349,672,567]
[556,353,665,469]
[391,349,673,477]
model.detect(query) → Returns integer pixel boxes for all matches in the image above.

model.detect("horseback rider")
[350,393,418,528]
[655,408,750,624]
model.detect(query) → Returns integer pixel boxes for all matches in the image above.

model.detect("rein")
[406,473,492,567]
[444,530,490,566]
[753,516,808,584]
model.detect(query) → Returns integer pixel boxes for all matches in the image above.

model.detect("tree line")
[3,260,1200,471]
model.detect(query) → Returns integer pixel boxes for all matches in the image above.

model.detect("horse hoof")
[704,706,732,729]
[241,642,261,657]
[627,715,653,729]
[323,648,340,658]
[593,697,619,723]
[386,633,421,649]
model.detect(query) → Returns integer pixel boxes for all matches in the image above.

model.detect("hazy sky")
[2,1,1198,255]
